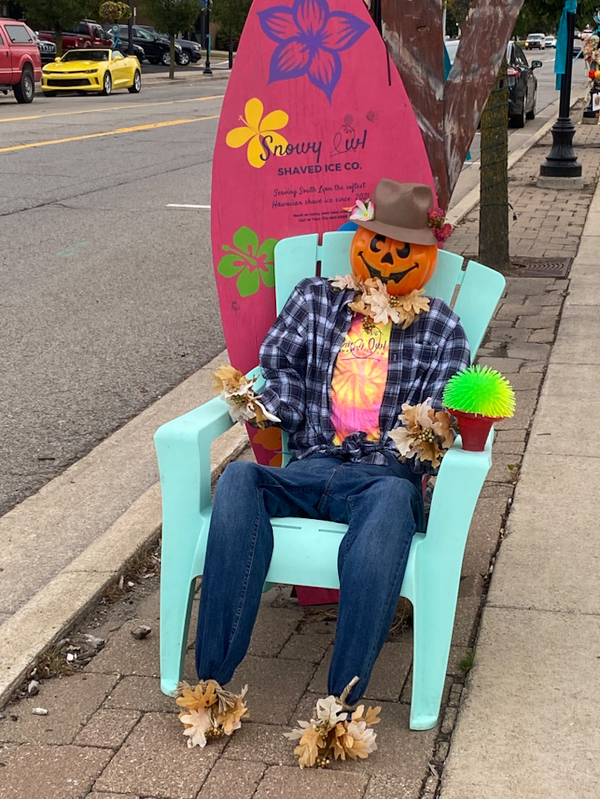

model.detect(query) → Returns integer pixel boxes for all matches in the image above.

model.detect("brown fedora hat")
[356,180,438,246]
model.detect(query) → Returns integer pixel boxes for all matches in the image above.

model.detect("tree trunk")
[169,33,175,80]
[55,25,62,58]
[478,56,509,271]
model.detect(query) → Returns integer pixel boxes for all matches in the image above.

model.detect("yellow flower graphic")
[226,98,289,169]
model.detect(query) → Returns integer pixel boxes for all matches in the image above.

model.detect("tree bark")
[478,56,510,271]
[55,25,63,58]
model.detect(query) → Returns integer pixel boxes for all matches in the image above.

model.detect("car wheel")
[526,90,536,120]
[14,66,35,104]
[160,50,170,66]
[179,50,190,66]
[101,72,112,96]
[42,90,57,97]
[128,70,142,93]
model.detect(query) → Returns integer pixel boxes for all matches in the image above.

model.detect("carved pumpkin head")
[348,180,440,295]
[350,227,438,295]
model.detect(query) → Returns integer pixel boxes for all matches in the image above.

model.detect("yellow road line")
[0,94,225,123]
[0,115,220,153]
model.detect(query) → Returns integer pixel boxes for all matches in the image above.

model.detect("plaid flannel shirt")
[259,277,470,471]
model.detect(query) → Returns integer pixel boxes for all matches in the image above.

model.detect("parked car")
[39,20,112,50]
[33,30,57,64]
[112,25,182,65]
[0,18,41,103]
[582,27,594,40]
[575,29,582,39]
[544,35,557,48]
[445,40,541,128]
[506,42,542,126]
[41,48,141,96]
[106,32,146,64]
[138,26,202,64]
[525,33,545,49]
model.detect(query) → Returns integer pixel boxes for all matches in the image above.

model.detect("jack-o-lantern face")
[350,227,438,296]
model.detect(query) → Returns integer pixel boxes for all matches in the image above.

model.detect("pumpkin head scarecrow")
[349,180,440,296]
[194,179,469,769]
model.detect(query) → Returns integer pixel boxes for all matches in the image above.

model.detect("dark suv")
[115,25,182,65]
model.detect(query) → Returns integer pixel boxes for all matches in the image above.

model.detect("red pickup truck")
[39,20,112,51]
[0,19,41,103]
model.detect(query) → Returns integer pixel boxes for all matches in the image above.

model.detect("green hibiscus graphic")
[217,226,278,297]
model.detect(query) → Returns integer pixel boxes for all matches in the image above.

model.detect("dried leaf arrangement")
[175,679,249,748]
[442,365,515,419]
[213,365,280,426]
[391,398,455,467]
[284,677,381,768]
[330,274,430,330]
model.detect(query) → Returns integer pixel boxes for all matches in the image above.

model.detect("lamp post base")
[536,174,584,190]
[539,117,582,178]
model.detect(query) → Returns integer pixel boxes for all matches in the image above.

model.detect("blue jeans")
[195,453,424,705]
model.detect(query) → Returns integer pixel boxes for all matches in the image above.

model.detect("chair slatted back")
[274,231,505,359]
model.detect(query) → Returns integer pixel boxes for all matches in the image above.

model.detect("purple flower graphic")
[258,0,369,101]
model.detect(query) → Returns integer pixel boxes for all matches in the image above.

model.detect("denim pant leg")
[195,456,344,685]
[324,460,423,705]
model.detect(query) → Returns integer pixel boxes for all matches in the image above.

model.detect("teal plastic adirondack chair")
[154,231,505,730]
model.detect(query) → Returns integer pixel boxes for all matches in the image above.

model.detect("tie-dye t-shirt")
[330,315,392,445]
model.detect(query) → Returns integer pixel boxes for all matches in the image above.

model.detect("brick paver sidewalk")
[1,121,598,799]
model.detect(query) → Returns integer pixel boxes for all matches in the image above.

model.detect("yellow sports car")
[41,49,141,96]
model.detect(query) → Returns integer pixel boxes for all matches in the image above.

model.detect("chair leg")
[160,577,196,696]
[409,584,457,730]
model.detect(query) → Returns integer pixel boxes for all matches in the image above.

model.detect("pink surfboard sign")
[211,0,435,603]
[211,0,435,385]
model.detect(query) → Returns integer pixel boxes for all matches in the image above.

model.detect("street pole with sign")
[539,1,582,183]
[203,0,212,75]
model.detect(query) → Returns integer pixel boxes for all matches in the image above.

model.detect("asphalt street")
[0,47,582,516]
[1,76,228,515]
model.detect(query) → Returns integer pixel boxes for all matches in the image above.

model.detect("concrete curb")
[0,375,247,708]
[141,72,231,88]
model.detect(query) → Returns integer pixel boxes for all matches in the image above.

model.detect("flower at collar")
[330,274,430,328]
[258,0,369,101]
[330,273,363,291]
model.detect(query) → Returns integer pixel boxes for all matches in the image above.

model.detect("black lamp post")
[539,8,582,179]
[203,2,212,75]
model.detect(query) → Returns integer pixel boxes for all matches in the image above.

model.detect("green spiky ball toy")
[443,365,515,418]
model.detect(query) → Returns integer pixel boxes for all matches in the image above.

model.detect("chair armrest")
[154,366,261,513]
[154,396,236,515]
[423,429,493,555]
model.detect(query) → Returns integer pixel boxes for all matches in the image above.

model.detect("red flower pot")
[448,409,504,452]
